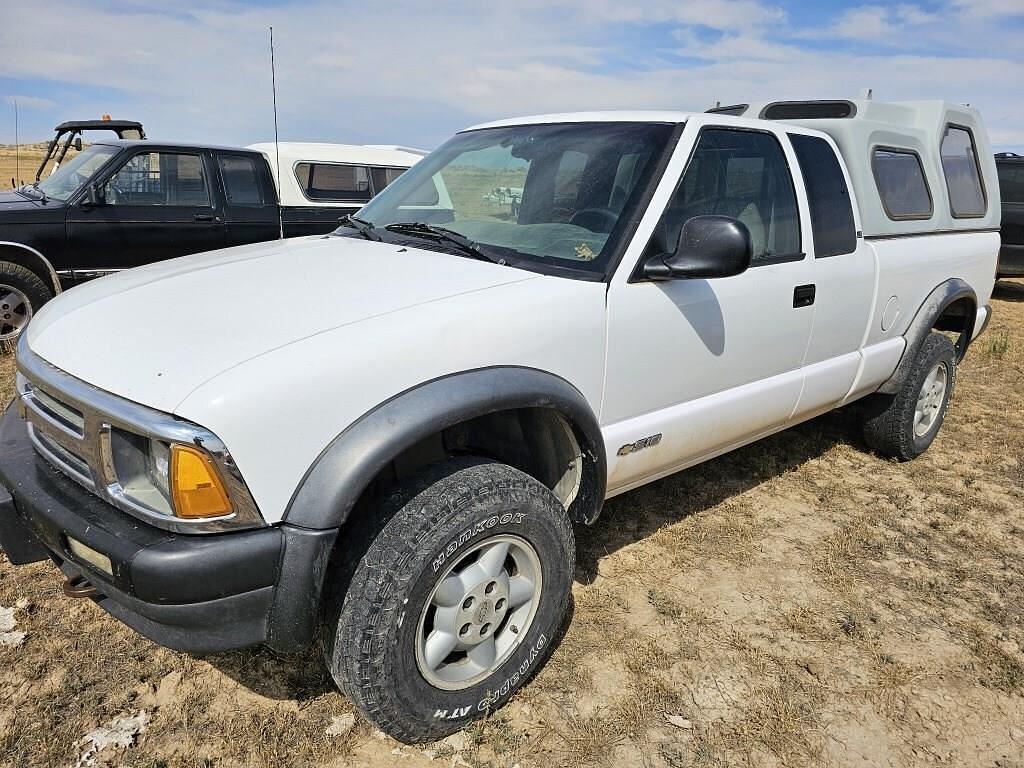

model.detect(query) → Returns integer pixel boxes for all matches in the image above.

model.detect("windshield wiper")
[337,214,381,241]
[384,222,507,265]
[17,184,47,203]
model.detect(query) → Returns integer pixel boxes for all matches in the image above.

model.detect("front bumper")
[0,402,336,654]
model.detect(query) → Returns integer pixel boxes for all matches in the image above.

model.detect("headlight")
[110,429,232,520]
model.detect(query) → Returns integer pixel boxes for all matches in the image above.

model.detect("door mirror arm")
[643,215,753,281]
[82,183,104,208]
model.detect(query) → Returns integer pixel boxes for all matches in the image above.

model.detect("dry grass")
[0,144,49,190]
[2,280,1024,767]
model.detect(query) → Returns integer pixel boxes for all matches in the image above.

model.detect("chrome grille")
[30,426,93,483]
[28,385,85,436]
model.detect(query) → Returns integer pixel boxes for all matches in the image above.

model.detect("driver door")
[66,149,225,272]
[602,124,815,493]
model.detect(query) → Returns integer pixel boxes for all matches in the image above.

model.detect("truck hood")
[26,235,538,412]
[0,190,48,213]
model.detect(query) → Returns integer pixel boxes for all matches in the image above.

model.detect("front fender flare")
[0,241,62,297]
[283,366,607,530]
[877,278,977,395]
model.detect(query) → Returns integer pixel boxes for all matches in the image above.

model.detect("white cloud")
[0,0,1021,150]
[950,0,1024,17]
[4,95,58,110]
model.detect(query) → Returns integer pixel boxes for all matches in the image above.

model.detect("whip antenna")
[270,26,284,239]
[13,99,20,188]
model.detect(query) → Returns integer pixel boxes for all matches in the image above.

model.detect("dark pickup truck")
[996,152,1024,277]
[0,140,423,343]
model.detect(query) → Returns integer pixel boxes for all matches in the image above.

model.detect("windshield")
[33,144,120,201]
[354,122,676,276]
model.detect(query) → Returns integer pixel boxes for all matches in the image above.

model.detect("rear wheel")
[322,457,575,743]
[0,261,52,345]
[862,332,957,461]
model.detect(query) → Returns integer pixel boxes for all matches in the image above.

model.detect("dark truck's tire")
[862,332,957,461]
[0,261,52,344]
[322,457,575,743]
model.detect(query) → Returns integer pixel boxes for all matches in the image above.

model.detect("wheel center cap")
[474,600,494,624]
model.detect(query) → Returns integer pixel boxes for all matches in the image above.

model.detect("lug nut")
[480,623,491,636]
[463,597,474,610]
[485,581,497,595]
[496,598,506,611]
[459,623,471,637]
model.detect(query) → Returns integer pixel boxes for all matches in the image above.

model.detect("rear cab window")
[940,125,986,217]
[789,134,857,257]
[872,148,933,220]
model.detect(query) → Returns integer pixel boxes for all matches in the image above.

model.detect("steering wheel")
[569,207,618,234]
[104,183,124,205]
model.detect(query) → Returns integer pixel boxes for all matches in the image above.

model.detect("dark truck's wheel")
[862,332,956,461]
[0,261,52,344]
[323,457,574,743]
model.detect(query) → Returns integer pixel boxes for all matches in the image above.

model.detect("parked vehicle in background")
[248,143,428,237]
[0,99,998,743]
[0,140,424,342]
[995,152,1024,277]
[34,118,146,183]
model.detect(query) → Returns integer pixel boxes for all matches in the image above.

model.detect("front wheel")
[323,458,575,743]
[0,261,53,345]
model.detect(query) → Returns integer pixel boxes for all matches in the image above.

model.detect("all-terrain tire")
[322,457,575,743]
[0,260,52,344]
[862,332,957,461]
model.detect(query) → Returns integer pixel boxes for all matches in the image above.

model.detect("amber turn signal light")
[171,444,232,519]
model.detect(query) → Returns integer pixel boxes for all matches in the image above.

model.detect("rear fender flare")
[877,278,976,395]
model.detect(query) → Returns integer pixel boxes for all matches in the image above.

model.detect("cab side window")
[218,155,265,206]
[789,134,857,257]
[105,152,211,207]
[998,162,1024,204]
[656,129,801,265]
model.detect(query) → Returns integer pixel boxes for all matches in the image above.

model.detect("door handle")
[793,284,816,308]
[193,214,217,223]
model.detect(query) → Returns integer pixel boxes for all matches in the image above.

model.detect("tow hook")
[62,574,99,599]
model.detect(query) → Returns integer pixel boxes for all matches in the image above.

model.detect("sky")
[2,0,1023,153]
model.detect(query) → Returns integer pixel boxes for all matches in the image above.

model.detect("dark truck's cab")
[0,140,423,343]
[996,152,1024,277]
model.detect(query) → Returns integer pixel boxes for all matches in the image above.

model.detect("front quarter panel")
[174,274,607,524]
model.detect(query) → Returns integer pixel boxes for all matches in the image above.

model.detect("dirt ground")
[1,281,1022,768]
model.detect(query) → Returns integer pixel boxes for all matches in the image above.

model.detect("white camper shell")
[710,99,1000,238]
[247,142,428,208]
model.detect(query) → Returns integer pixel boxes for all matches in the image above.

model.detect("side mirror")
[83,183,104,207]
[643,215,752,281]
[73,137,83,152]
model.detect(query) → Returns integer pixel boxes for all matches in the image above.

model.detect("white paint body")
[24,110,999,524]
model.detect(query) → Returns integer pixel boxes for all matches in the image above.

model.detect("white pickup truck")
[0,99,999,743]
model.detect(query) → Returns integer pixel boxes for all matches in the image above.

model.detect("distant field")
[0,144,55,189]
